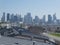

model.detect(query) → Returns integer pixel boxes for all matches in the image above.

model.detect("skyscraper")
[42,15,46,24]
[56,19,60,24]
[7,13,10,22]
[1,12,5,22]
[53,13,57,23]
[48,14,52,24]
[10,14,14,22]
[14,15,18,22]
[24,13,33,25]
[18,15,23,22]
[33,16,40,25]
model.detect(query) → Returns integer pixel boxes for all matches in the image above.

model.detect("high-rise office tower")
[18,15,23,22]
[33,16,40,25]
[48,14,52,24]
[53,13,57,23]
[10,14,14,22]
[24,13,33,25]
[56,19,60,24]
[7,13,10,22]
[1,12,5,22]
[42,15,46,23]
[14,15,18,22]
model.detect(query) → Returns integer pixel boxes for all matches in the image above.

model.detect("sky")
[0,0,60,20]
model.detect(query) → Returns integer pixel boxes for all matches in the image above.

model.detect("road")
[43,33,60,45]
[0,35,54,45]
[43,33,60,42]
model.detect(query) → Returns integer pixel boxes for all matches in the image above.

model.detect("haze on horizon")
[0,0,60,20]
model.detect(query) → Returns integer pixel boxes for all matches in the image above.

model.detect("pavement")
[0,35,54,45]
[42,33,60,42]
[43,33,60,45]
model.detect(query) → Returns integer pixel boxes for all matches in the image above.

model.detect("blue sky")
[0,0,60,20]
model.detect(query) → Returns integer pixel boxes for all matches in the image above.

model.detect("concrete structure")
[1,12,5,22]
[24,13,33,25]
[7,13,10,22]
[48,14,52,24]
[0,35,55,45]
[33,16,40,25]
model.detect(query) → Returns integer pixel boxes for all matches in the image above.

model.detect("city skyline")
[1,12,57,21]
[0,0,60,20]
[1,12,60,25]
[0,12,59,21]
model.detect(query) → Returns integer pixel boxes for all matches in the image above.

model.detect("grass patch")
[50,33,60,37]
